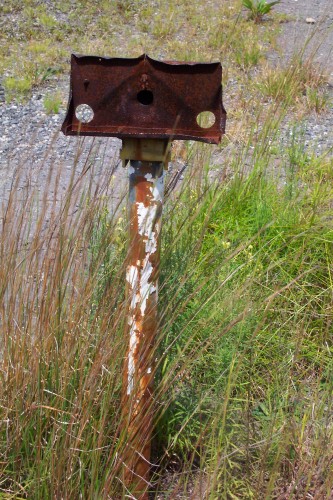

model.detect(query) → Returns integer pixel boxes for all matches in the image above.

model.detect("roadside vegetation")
[0,0,332,498]
[242,0,281,23]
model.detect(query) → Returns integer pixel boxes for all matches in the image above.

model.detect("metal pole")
[61,52,225,499]
[122,159,164,499]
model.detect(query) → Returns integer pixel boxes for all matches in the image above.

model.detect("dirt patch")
[276,0,333,75]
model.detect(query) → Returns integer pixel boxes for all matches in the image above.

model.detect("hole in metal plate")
[137,89,154,106]
[196,111,215,129]
[75,104,94,123]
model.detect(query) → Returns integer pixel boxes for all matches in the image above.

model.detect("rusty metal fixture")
[61,52,226,499]
[121,160,164,500]
[61,53,226,144]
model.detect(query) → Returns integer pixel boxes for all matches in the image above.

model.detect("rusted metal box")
[62,53,226,144]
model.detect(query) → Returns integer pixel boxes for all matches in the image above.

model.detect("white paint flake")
[139,255,156,317]
[150,173,164,203]
[126,265,138,288]
[126,265,140,395]
[126,265,139,309]
[137,202,159,239]
[144,173,153,182]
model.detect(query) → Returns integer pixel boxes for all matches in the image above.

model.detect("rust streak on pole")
[122,159,164,499]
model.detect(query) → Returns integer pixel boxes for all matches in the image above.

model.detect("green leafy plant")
[242,0,281,23]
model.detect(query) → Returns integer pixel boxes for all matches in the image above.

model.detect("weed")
[43,92,62,114]
[242,0,281,23]
[259,57,328,108]
[306,87,331,113]
[234,39,262,69]
[37,12,58,29]
[4,75,33,100]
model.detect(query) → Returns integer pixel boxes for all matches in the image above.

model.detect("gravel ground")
[276,0,333,73]
[0,84,125,201]
[274,0,333,156]
[0,1,332,207]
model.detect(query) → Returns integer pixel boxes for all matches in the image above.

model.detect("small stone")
[306,17,316,24]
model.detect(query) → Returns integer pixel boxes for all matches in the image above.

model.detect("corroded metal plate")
[61,53,226,144]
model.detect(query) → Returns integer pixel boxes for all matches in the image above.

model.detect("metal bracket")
[120,139,170,169]
[61,53,226,144]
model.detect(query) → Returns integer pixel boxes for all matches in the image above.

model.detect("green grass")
[258,56,329,110]
[1,0,333,498]
[43,92,63,115]
[1,108,332,498]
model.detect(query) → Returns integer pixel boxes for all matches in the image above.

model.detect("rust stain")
[122,161,164,499]
[61,53,226,144]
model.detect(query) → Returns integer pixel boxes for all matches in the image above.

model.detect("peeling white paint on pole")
[125,255,157,395]
[126,265,139,310]
[126,265,140,395]
[144,173,153,182]
[140,255,156,317]
[125,165,164,397]
[149,173,164,203]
